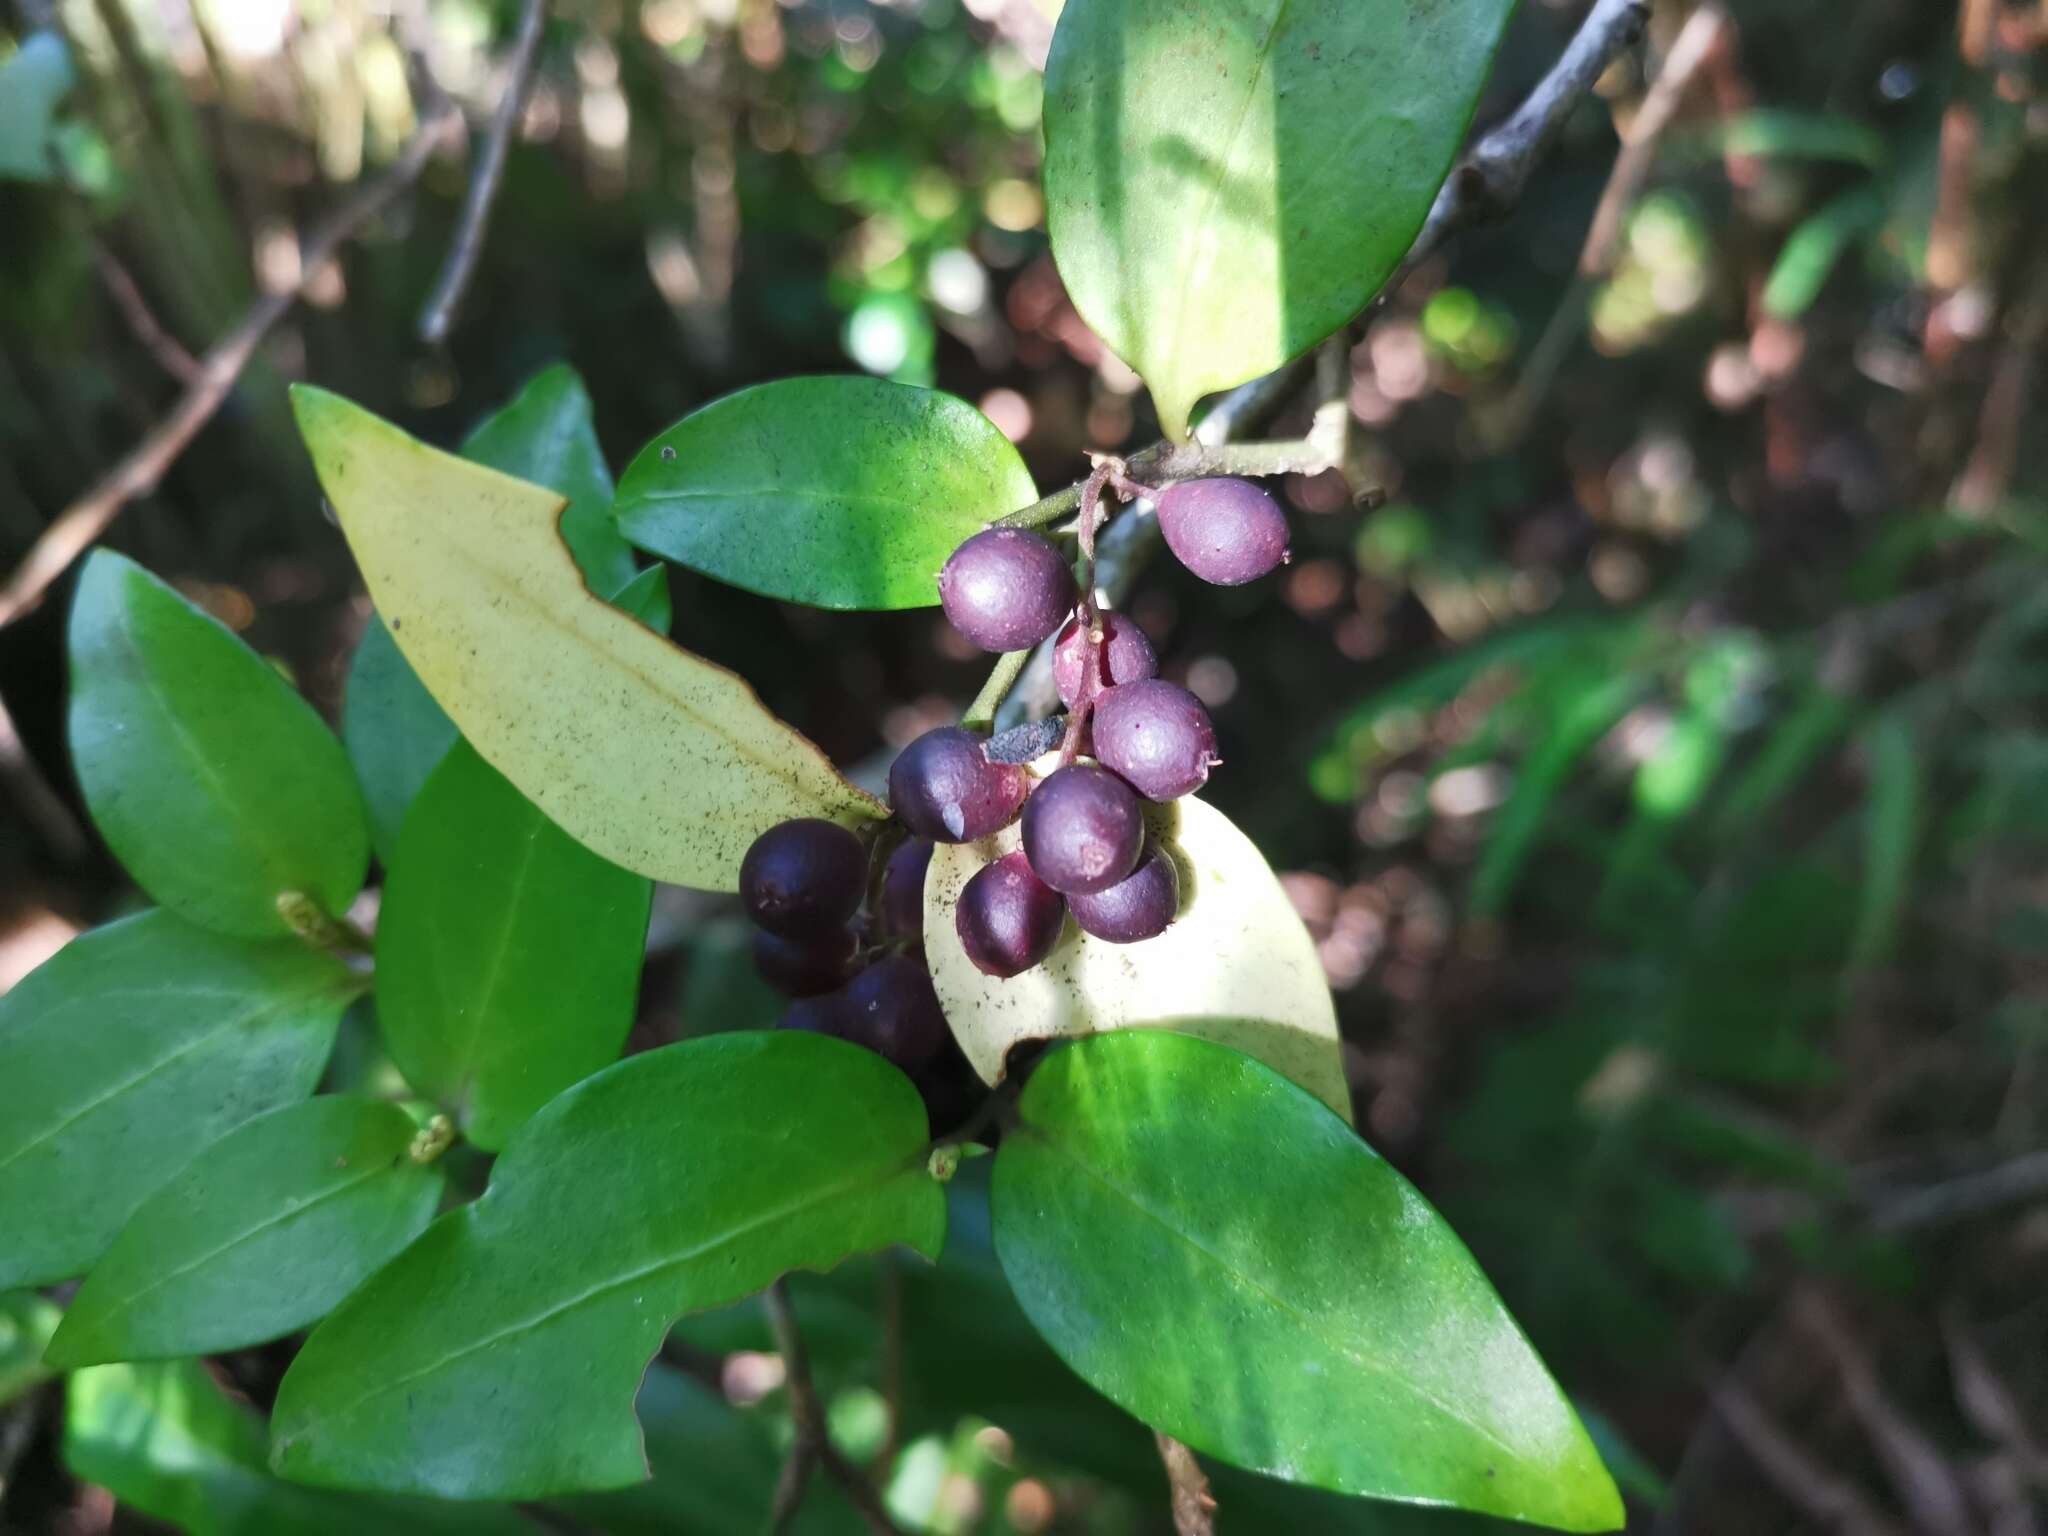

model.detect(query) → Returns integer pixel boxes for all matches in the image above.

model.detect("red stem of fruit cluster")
[1060,462,1120,764]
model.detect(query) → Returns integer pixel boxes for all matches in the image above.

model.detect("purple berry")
[889,726,1029,843]
[840,955,949,1072]
[780,991,855,1035]
[881,838,934,942]
[938,528,1078,652]
[1068,841,1180,943]
[1091,679,1219,801]
[740,818,866,937]
[752,925,858,997]
[1156,477,1290,586]
[956,851,1067,978]
[1020,764,1145,896]
[1052,612,1158,709]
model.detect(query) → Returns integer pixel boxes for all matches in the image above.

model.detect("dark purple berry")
[1052,612,1158,709]
[1156,477,1290,586]
[740,818,866,937]
[1020,764,1145,896]
[889,726,1029,843]
[881,838,934,942]
[956,851,1067,978]
[752,925,858,997]
[1068,841,1180,943]
[1091,679,1220,801]
[779,990,855,1035]
[840,955,949,1072]
[938,528,1078,652]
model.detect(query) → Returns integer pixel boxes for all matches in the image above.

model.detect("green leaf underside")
[271,1032,943,1499]
[293,386,883,892]
[614,376,1038,610]
[1043,0,1515,438]
[378,743,651,1150]
[609,564,672,632]
[0,910,356,1290]
[992,1032,1623,1532]
[65,1358,533,1536]
[461,364,638,599]
[344,617,459,864]
[47,1097,443,1367]
[68,550,370,937]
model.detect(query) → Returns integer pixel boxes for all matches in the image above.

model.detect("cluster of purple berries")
[739,476,1288,1078]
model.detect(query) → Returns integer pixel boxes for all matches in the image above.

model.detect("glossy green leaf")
[614,377,1038,610]
[0,910,357,1290]
[344,617,459,864]
[271,1031,943,1499]
[46,1097,443,1367]
[65,1358,533,1535]
[1043,0,1514,437]
[69,550,370,937]
[294,387,884,892]
[0,32,76,183]
[462,364,639,600]
[993,1031,1623,1532]
[378,743,651,1149]
[0,1291,61,1406]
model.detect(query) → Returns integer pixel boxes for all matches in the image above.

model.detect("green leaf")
[461,364,639,600]
[0,33,76,184]
[1043,0,1514,437]
[609,563,672,633]
[1849,711,1920,971]
[1761,183,1886,321]
[65,1358,534,1536]
[993,1032,1623,1532]
[69,550,370,937]
[293,387,884,893]
[344,617,459,864]
[46,1097,443,1368]
[270,1032,943,1499]
[0,910,357,1290]
[614,377,1038,611]
[0,1291,61,1406]
[378,743,652,1149]
[926,776,1349,1117]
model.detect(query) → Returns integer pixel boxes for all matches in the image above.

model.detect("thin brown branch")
[1580,3,1726,278]
[91,243,202,386]
[0,105,462,632]
[1709,1375,1905,1536]
[0,687,86,862]
[1153,1431,1217,1536]
[416,0,548,345]
[763,1280,903,1536]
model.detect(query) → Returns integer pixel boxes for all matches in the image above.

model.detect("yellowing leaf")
[292,387,883,892]
[925,775,1347,1118]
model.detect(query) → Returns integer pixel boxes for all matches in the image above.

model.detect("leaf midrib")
[1018,1122,1528,1469]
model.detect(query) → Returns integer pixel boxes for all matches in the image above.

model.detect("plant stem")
[764,1280,904,1536]
[994,436,1344,532]
[962,649,1031,731]
[1153,1431,1217,1535]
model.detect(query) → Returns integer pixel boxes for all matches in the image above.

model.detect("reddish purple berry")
[938,528,1078,652]
[1091,679,1219,801]
[740,818,866,937]
[780,991,855,1036]
[1051,612,1158,709]
[840,955,949,1072]
[1156,477,1290,586]
[881,838,934,942]
[1068,841,1180,943]
[752,925,858,997]
[889,726,1029,843]
[956,851,1067,978]
[1021,764,1145,896]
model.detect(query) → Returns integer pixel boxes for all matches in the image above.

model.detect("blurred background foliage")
[3,0,2048,1531]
